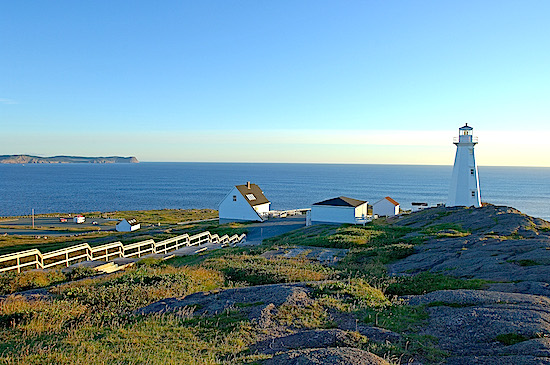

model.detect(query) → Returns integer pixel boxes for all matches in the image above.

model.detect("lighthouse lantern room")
[447,124,482,208]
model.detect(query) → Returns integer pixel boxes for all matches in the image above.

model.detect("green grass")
[0,232,114,255]
[495,333,532,345]
[0,209,220,255]
[508,259,540,266]
[202,254,334,286]
[101,208,218,224]
[310,279,390,311]
[385,272,488,296]
[0,270,67,295]
[0,215,502,364]
[364,304,429,332]
[421,223,470,238]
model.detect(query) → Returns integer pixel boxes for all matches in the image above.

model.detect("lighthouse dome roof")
[459,123,473,130]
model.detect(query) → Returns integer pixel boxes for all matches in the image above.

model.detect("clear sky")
[2,1,549,166]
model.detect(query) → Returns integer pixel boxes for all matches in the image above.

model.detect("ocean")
[1,163,549,221]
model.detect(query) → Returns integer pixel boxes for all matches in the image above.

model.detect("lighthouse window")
[470,169,474,175]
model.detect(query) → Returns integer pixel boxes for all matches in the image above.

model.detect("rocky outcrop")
[390,205,550,289]
[405,290,550,364]
[263,347,390,365]
[136,205,550,364]
[391,205,550,364]
[137,282,400,364]
[394,204,550,237]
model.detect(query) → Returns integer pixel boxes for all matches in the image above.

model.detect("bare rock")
[262,347,390,365]
[446,355,550,364]
[252,329,357,354]
[136,282,312,321]
[405,290,550,360]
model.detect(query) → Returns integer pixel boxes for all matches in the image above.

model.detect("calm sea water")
[1,163,549,220]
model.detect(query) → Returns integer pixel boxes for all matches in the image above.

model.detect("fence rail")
[0,231,246,273]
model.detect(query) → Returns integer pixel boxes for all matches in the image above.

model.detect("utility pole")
[32,208,35,229]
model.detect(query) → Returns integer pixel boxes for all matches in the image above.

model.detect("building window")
[232,195,236,201]
[470,169,474,175]
[246,193,256,201]
[471,191,475,197]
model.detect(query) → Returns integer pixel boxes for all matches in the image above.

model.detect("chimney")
[247,181,251,189]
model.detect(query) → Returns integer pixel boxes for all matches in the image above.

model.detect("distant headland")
[0,155,139,164]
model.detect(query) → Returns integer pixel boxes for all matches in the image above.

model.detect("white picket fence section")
[0,231,246,273]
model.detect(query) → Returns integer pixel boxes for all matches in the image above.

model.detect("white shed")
[373,197,400,217]
[219,182,271,222]
[116,218,141,232]
[311,196,368,224]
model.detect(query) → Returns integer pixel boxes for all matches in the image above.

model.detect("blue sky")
[2,1,550,165]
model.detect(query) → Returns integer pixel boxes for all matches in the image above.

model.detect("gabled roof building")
[310,196,368,224]
[219,182,271,222]
[373,196,400,217]
[116,218,141,232]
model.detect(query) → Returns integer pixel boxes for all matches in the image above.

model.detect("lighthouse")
[447,124,482,207]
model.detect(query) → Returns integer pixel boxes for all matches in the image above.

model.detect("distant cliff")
[0,155,139,164]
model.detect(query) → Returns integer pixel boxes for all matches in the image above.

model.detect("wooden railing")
[0,231,246,273]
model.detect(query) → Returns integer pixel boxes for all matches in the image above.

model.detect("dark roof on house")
[235,183,270,207]
[121,218,139,226]
[312,196,367,208]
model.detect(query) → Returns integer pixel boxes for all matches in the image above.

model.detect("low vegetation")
[203,254,333,286]
[0,216,501,364]
[0,232,112,256]
[0,209,219,255]
[101,208,218,224]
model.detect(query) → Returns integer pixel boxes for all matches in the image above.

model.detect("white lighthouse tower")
[447,124,482,207]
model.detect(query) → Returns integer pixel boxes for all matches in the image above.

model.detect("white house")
[116,218,141,232]
[219,182,271,222]
[373,196,400,217]
[73,215,85,224]
[311,196,368,224]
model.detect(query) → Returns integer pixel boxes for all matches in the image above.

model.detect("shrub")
[65,265,97,281]
[202,254,333,285]
[0,270,66,295]
[54,266,224,319]
[311,279,390,310]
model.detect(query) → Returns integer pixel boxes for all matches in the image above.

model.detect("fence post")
[16,256,21,273]
[65,251,69,267]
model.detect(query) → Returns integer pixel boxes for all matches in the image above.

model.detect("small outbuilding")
[311,196,368,224]
[411,202,428,212]
[116,218,141,232]
[373,196,400,217]
[73,215,85,224]
[219,182,271,222]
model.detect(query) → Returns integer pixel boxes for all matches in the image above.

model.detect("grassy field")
[0,218,489,364]
[100,208,218,224]
[0,209,220,255]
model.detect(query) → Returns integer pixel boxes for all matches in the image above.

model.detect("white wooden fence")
[0,231,246,273]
